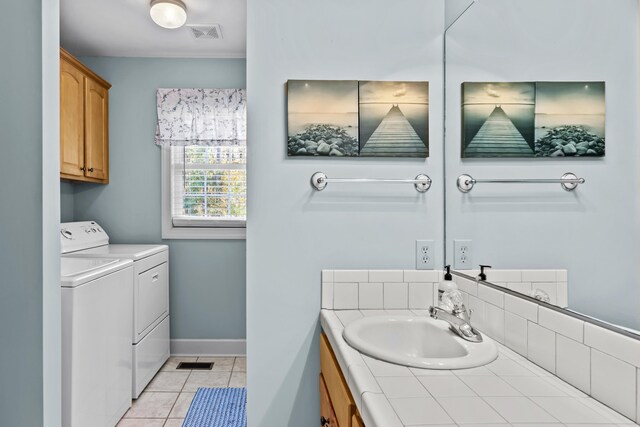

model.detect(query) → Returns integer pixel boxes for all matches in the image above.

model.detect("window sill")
[161,225,246,240]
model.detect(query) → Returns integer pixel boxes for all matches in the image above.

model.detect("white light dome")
[150,0,187,29]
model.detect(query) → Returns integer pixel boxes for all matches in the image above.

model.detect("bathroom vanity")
[321,269,640,427]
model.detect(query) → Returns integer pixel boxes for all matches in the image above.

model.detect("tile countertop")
[320,309,639,427]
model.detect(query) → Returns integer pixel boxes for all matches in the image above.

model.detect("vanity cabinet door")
[320,374,338,427]
[351,414,364,427]
[320,332,364,426]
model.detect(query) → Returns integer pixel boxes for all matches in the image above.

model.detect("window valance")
[154,88,246,146]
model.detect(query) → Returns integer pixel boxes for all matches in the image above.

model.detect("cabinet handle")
[80,166,86,171]
[321,416,330,426]
[152,273,159,282]
[88,167,94,172]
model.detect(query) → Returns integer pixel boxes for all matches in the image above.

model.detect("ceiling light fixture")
[150,0,188,29]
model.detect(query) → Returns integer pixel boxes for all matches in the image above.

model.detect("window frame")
[161,146,246,240]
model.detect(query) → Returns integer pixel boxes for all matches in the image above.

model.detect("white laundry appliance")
[61,256,133,427]
[61,221,170,398]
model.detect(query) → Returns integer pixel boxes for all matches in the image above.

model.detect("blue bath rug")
[183,387,247,427]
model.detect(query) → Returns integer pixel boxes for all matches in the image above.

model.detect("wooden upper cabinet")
[60,59,85,177]
[60,48,111,184]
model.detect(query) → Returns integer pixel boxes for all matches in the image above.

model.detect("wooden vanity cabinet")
[320,332,365,427]
[60,48,111,184]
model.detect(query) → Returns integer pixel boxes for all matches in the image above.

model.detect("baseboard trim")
[170,339,246,356]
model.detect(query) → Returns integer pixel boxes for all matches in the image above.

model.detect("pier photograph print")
[287,80,359,157]
[358,81,429,158]
[461,82,536,158]
[461,81,605,158]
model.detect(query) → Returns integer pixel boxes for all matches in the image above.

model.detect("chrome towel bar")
[310,172,432,193]
[457,172,585,193]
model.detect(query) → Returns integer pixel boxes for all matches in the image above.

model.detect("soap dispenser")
[438,265,458,308]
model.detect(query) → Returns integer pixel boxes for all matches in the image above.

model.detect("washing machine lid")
[61,257,133,288]
[67,244,168,260]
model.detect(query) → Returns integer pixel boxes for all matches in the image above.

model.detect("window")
[162,145,246,239]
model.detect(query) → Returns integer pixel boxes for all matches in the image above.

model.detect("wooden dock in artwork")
[464,106,534,157]
[360,105,427,157]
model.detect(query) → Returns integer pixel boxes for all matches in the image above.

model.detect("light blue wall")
[246,1,445,425]
[0,0,60,425]
[73,57,246,339]
[60,182,74,222]
[444,0,640,330]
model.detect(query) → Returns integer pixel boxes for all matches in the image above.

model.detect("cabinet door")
[60,59,85,177]
[320,374,337,427]
[84,79,109,181]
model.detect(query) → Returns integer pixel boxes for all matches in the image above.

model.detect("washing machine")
[61,221,170,398]
[61,256,133,427]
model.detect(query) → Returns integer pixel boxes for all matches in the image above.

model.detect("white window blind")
[171,145,246,228]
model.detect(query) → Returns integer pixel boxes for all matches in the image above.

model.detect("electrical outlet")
[453,240,472,269]
[416,240,435,270]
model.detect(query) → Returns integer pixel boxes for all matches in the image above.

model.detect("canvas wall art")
[461,81,605,158]
[358,81,429,157]
[287,80,429,158]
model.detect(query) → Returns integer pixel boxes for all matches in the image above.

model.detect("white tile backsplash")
[383,282,408,309]
[538,307,584,342]
[485,304,505,344]
[334,269,368,283]
[584,323,640,368]
[478,284,505,308]
[408,282,434,310]
[321,269,333,283]
[504,311,528,356]
[369,269,403,283]
[590,349,637,420]
[504,294,538,322]
[403,269,440,282]
[522,270,557,282]
[556,334,590,394]
[527,322,556,374]
[358,282,383,309]
[321,282,333,309]
[333,282,358,309]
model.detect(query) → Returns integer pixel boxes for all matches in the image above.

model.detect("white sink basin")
[342,315,498,370]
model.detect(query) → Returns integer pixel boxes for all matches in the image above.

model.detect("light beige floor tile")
[229,372,247,387]
[124,392,179,419]
[145,371,190,392]
[116,419,166,427]
[196,357,235,371]
[183,371,232,391]
[163,420,184,427]
[161,357,197,372]
[233,357,246,372]
[168,392,195,418]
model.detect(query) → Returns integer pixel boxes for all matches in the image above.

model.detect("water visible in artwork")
[535,114,605,140]
[288,113,358,138]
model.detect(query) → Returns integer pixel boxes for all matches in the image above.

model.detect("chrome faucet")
[429,303,484,343]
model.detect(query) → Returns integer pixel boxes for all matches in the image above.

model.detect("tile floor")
[117,356,246,427]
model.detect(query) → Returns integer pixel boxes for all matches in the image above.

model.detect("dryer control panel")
[60,221,110,253]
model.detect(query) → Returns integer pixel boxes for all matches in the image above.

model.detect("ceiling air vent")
[187,24,223,40]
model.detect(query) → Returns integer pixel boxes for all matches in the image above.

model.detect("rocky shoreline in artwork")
[535,125,605,157]
[287,124,358,156]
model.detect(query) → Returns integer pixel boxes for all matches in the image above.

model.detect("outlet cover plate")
[416,240,435,270]
[454,239,472,269]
